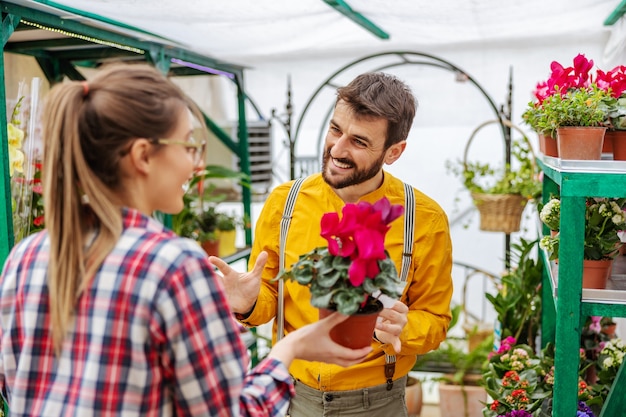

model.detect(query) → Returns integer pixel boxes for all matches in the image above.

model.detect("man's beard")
[321,148,385,189]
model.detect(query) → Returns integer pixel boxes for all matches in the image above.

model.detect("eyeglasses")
[151,137,206,166]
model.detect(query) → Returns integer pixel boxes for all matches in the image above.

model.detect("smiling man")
[212,72,454,417]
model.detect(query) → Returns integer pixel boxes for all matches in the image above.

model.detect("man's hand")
[374,300,409,353]
[208,251,268,315]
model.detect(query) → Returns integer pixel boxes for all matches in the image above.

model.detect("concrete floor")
[419,404,440,417]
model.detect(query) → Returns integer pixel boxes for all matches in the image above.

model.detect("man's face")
[321,100,389,190]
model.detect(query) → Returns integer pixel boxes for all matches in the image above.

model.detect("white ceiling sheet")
[48,0,621,65]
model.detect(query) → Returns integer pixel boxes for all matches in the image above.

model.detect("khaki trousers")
[288,376,408,417]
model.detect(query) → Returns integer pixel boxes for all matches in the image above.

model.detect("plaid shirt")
[0,208,293,417]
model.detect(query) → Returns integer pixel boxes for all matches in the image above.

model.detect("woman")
[0,64,370,417]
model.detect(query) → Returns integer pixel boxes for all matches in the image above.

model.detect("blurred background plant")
[170,164,249,241]
[485,238,543,350]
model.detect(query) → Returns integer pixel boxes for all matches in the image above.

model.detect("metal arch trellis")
[290,50,517,267]
[291,51,512,178]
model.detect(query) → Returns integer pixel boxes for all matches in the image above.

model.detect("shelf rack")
[537,155,626,417]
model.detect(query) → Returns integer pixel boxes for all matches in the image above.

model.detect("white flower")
[604,357,614,368]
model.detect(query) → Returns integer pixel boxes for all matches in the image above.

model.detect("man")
[212,72,453,416]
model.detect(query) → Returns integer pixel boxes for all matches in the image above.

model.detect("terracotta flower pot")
[582,259,613,289]
[438,381,486,417]
[601,323,617,336]
[538,132,559,157]
[556,126,606,160]
[603,130,618,155]
[319,300,383,348]
[609,130,626,161]
[200,239,220,257]
[405,376,423,417]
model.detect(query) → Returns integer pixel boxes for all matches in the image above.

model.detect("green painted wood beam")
[0,12,21,263]
[604,0,626,25]
[322,0,389,39]
[203,113,239,155]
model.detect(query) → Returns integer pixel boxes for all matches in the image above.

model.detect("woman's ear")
[126,139,153,175]
[384,140,407,165]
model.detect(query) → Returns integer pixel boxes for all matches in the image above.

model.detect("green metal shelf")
[537,155,626,417]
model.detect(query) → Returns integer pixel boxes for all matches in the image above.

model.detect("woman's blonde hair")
[42,63,198,353]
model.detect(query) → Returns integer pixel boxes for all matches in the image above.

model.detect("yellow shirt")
[243,172,453,391]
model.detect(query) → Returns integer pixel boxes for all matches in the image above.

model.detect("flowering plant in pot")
[531,54,618,131]
[591,337,626,409]
[278,197,403,316]
[524,54,622,159]
[597,64,626,159]
[482,338,597,417]
[539,197,626,261]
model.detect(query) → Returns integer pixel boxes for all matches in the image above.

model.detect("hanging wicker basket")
[463,119,535,234]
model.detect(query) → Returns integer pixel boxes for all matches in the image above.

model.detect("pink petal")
[348,259,367,286]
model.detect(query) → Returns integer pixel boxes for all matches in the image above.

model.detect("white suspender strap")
[384,183,415,389]
[400,182,415,282]
[276,177,306,342]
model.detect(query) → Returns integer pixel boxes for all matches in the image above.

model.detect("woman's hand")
[269,312,372,367]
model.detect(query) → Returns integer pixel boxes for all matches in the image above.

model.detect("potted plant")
[196,206,220,256]
[277,196,404,348]
[532,54,617,160]
[522,83,559,157]
[539,197,626,289]
[485,238,543,350]
[170,164,248,245]
[412,305,492,417]
[447,125,542,233]
[215,211,241,256]
[600,64,626,160]
[591,336,626,410]
[482,338,600,417]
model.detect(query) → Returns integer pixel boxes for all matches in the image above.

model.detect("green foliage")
[522,101,553,137]
[195,206,219,242]
[482,341,598,416]
[413,305,493,386]
[439,333,493,386]
[216,211,242,231]
[608,96,626,130]
[277,247,402,315]
[447,139,542,200]
[171,164,249,239]
[538,85,615,131]
[540,197,626,261]
[485,238,543,349]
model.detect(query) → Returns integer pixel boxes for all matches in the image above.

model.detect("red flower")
[490,400,499,410]
[33,216,44,227]
[546,54,595,96]
[320,197,404,286]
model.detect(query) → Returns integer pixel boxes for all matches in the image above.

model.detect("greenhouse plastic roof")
[32,0,623,65]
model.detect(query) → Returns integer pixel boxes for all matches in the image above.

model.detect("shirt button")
[324,394,334,402]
